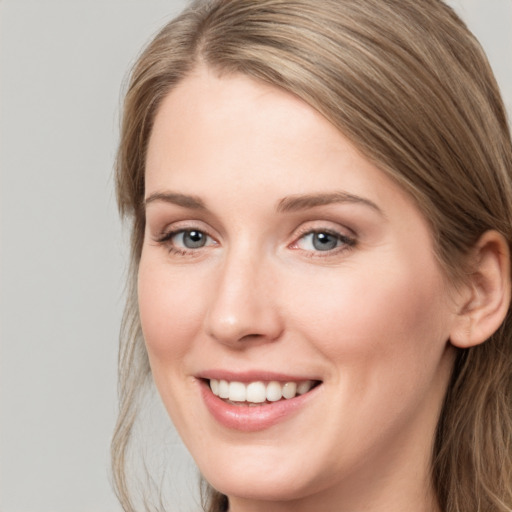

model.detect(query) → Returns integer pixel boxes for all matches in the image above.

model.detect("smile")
[198,373,323,431]
[209,379,317,405]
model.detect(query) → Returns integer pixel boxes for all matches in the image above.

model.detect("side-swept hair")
[114,1,512,510]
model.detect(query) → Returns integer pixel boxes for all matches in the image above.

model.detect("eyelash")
[154,226,356,258]
[155,228,216,256]
[289,227,356,258]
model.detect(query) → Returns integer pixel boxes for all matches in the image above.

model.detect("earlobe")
[450,230,511,349]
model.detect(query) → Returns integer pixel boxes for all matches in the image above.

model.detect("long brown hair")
[113,1,512,510]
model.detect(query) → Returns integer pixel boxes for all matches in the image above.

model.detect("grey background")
[0,1,510,511]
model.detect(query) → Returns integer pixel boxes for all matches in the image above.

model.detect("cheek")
[287,255,451,379]
[137,257,207,363]
[280,257,454,463]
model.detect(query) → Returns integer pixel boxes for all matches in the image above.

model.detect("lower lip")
[199,380,320,432]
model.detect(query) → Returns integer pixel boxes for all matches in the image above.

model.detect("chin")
[207,470,318,503]
[196,445,333,504]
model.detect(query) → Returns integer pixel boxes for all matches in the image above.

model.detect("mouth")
[208,378,321,406]
[198,372,323,431]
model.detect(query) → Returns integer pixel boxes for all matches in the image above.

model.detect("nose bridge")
[205,241,282,346]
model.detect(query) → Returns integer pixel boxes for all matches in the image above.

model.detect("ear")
[450,230,511,349]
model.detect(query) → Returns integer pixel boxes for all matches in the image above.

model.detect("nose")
[204,250,284,347]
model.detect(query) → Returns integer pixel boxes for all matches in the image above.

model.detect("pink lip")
[197,377,321,432]
[196,369,319,383]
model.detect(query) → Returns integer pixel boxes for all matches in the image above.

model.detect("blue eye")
[173,230,208,249]
[311,232,339,251]
[156,228,215,254]
[297,230,354,252]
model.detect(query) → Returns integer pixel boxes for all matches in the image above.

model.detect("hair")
[112,1,512,511]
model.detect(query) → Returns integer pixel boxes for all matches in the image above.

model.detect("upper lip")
[196,369,322,383]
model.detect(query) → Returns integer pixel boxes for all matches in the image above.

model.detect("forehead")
[146,67,393,203]
[147,67,335,175]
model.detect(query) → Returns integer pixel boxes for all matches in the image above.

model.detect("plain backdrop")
[0,1,511,511]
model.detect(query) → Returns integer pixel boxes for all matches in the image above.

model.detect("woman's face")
[139,68,459,509]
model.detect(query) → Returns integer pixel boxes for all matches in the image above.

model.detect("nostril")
[205,309,284,347]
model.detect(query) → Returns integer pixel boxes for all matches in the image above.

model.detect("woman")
[112,0,512,511]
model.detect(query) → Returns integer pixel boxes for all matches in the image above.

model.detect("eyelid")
[152,221,219,256]
[151,218,214,241]
[288,223,357,256]
[291,221,356,241]
[149,219,357,258]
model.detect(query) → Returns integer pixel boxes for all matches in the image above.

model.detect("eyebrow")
[144,191,206,210]
[276,191,383,215]
[144,190,383,216]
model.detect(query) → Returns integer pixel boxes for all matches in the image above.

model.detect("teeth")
[282,382,297,399]
[218,379,229,399]
[210,379,219,395]
[229,381,246,402]
[209,379,316,404]
[246,381,266,403]
[297,381,312,395]
[266,381,282,402]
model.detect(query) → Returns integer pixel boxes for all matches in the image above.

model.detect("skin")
[138,67,465,512]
